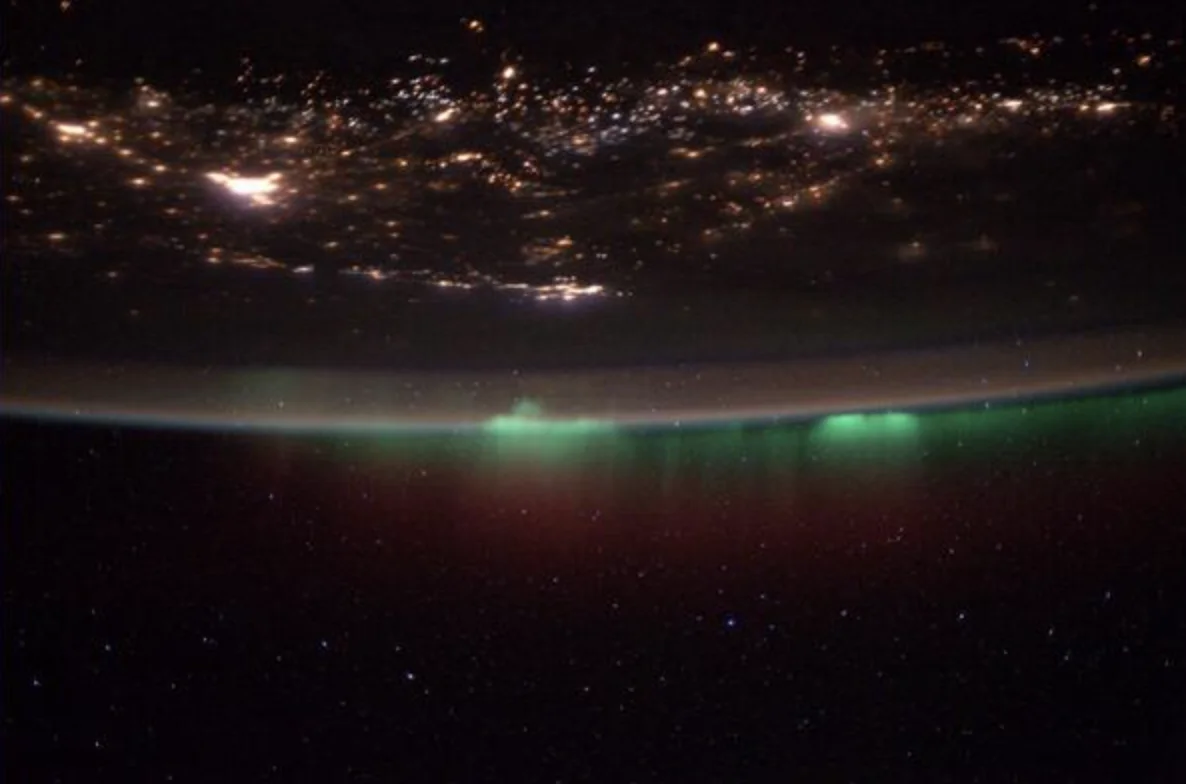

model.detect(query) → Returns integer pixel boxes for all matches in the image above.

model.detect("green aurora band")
[342,386,1186,477]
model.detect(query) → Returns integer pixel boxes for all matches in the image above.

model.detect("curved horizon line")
[3,324,1185,433]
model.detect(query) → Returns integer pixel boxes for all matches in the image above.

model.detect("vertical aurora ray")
[809,411,923,465]
[478,399,619,463]
[219,384,1186,556]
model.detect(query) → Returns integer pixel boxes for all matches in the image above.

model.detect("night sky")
[4,0,1186,780]
[5,390,1186,780]
[5,0,1181,75]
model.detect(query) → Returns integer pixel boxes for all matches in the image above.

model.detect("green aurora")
[345,386,1186,475]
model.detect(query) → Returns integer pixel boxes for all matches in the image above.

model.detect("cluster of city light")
[205,172,285,206]
[813,112,851,133]
[3,28,1179,303]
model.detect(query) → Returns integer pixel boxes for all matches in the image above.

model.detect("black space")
[5,418,1186,781]
[5,0,1182,76]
